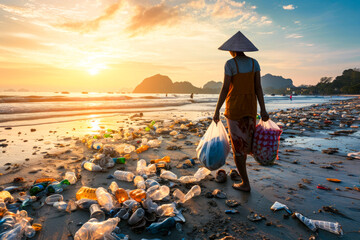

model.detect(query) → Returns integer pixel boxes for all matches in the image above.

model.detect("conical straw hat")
[218,31,258,52]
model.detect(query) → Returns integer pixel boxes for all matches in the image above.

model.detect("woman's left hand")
[261,110,269,122]
[213,111,220,123]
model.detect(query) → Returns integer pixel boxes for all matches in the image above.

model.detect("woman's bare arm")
[254,71,269,121]
[213,74,231,123]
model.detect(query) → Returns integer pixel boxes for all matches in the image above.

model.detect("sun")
[88,68,100,75]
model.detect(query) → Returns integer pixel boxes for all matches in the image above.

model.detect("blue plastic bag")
[196,121,230,170]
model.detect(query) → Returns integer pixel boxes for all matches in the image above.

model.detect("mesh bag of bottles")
[196,121,230,170]
[252,119,282,165]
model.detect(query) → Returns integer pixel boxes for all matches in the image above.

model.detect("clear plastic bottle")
[178,176,198,184]
[64,172,77,184]
[53,201,67,211]
[193,167,211,181]
[75,199,98,209]
[145,179,160,188]
[45,194,63,205]
[114,170,134,182]
[157,203,176,216]
[141,198,158,213]
[173,185,201,203]
[95,187,114,212]
[89,203,105,221]
[136,159,147,175]
[91,142,103,150]
[147,139,161,148]
[74,217,120,240]
[0,191,13,202]
[147,185,170,201]
[108,181,119,195]
[133,176,146,189]
[76,186,97,201]
[147,164,157,174]
[128,208,145,225]
[160,170,178,181]
[82,161,103,172]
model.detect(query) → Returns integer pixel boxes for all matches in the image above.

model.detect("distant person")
[166,93,168,97]
[290,94,293,101]
[190,93,194,99]
[213,31,269,192]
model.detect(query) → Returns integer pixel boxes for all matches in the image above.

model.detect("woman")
[213,31,269,192]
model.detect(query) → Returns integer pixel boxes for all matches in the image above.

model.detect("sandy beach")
[0,97,359,240]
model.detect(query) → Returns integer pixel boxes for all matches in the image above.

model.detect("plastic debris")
[294,212,343,235]
[74,217,120,240]
[270,201,292,214]
[173,185,201,203]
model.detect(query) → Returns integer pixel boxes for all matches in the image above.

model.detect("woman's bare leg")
[232,153,251,192]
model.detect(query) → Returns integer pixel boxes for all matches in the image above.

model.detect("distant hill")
[133,74,219,94]
[203,81,222,90]
[261,74,294,90]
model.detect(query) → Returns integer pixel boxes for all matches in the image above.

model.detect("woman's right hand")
[213,111,220,123]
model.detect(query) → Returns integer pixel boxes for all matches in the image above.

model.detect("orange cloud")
[126,3,180,36]
[54,0,122,33]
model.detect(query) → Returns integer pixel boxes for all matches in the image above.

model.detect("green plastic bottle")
[113,157,126,164]
[47,180,70,193]
[30,182,50,196]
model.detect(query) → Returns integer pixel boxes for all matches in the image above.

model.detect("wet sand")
[0,98,359,240]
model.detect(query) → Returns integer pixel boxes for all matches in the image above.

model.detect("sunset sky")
[0,0,359,92]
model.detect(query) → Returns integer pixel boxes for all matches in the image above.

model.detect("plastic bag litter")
[196,121,230,170]
[295,212,343,235]
[252,119,282,165]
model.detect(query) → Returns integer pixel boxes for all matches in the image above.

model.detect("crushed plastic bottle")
[136,159,147,175]
[82,161,103,172]
[129,189,146,202]
[74,217,120,240]
[178,176,198,184]
[173,185,201,203]
[53,201,67,211]
[108,181,119,195]
[146,217,176,234]
[128,208,145,225]
[0,191,13,203]
[141,198,158,213]
[157,203,177,216]
[76,186,98,201]
[64,172,77,184]
[160,170,178,181]
[75,198,98,209]
[136,145,149,154]
[145,179,160,188]
[147,185,170,201]
[114,170,134,182]
[45,194,63,205]
[115,188,129,203]
[95,187,114,212]
[133,176,146,190]
[147,139,161,148]
[90,203,105,221]
[193,167,211,181]
[47,180,70,193]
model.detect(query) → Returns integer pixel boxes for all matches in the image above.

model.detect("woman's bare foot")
[232,182,251,192]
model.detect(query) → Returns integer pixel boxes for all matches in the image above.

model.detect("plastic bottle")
[53,201,67,211]
[141,198,158,213]
[193,167,211,181]
[173,185,201,203]
[1,214,16,230]
[114,170,134,182]
[25,224,36,238]
[136,145,149,154]
[64,172,77,184]
[128,208,145,225]
[112,157,126,164]
[47,180,70,193]
[129,189,146,202]
[115,188,129,204]
[0,191,13,202]
[146,217,176,234]
[34,178,57,184]
[133,176,146,189]
[178,176,198,184]
[74,217,120,240]
[160,170,178,181]
[157,203,176,216]
[75,199,98,209]
[108,181,119,195]
[82,161,103,172]
[89,204,105,221]
[136,159,147,175]
[76,186,98,201]
[0,201,7,217]
[29,182,50,196]
[150,156,171,164]
[91,141,103,150]
[45,194,63,205]
[147,185,170,201]
[145,179,160,188]
[147,164,157,174]
[147,139,161,148]
[95,187,114,212]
